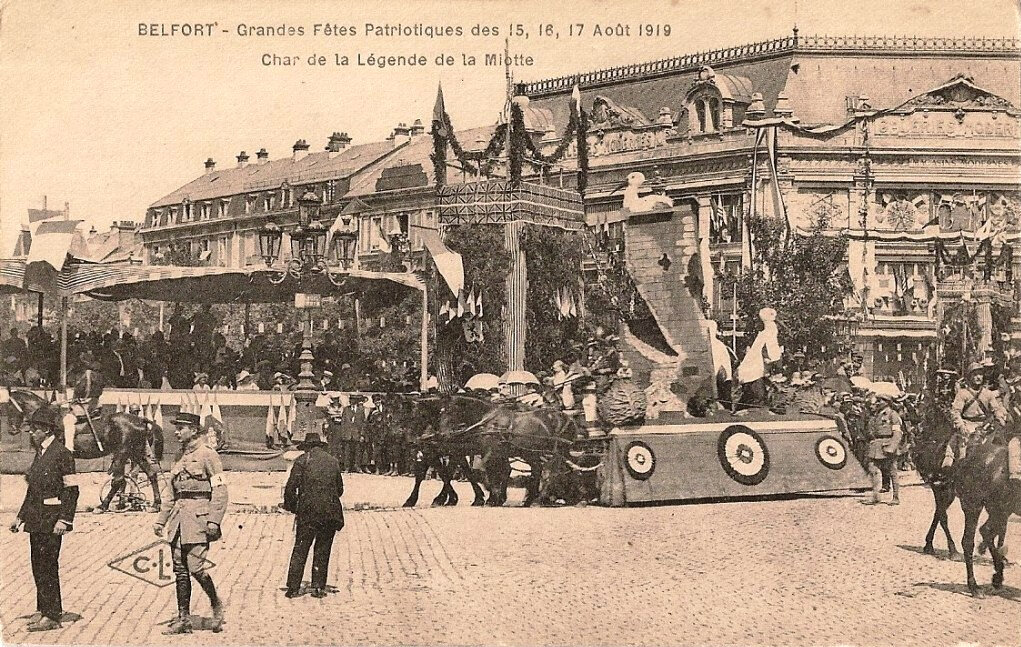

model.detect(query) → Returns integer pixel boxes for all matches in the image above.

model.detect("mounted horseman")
[942,361,1009,470]
[63,351,106,454]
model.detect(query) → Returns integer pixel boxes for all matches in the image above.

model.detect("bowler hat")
[297,432,327,449]
[172,412,202,427]
[27,405,62,432]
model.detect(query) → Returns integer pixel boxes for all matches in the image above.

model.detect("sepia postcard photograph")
[1,0,1020,645]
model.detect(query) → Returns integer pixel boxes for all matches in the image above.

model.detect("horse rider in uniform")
[63,353,106,453]
[942,361,1008,470]
[862,391,904,506]
[154,412,228,635]
[999,355,1021,481]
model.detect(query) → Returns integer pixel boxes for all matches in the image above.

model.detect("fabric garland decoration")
[265,393,277,441]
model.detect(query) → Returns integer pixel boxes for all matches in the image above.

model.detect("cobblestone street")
[1,475,1019,646]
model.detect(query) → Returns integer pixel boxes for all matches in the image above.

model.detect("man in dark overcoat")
[282,432,345,598]
[9,405,81,632]
[339,395,365,472]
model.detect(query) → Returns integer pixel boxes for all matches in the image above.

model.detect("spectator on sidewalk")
[282,432,345,599]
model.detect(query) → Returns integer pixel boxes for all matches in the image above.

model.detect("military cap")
[172,411,202,427]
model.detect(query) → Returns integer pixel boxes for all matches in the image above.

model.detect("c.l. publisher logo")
[108,541,214,587]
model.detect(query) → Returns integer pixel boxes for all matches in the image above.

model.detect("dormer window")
[245,195,255,214]
[690,96,720,133]
[281,185,292,208]
[326,180,337,202]
[170,206,179,222]
[182,202,193,222]
[264,194,274,212]
[218,198,230,218]
[200,203,211,220]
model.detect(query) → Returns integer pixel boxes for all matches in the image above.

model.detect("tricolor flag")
[418,226,464,297]
[571,84,582,116]
[26,219,81,271]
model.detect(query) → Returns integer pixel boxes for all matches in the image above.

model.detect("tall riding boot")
[193,572,224,632]
[163,577,193,634]
[941,437,956,470]
[1008,437,1021,481]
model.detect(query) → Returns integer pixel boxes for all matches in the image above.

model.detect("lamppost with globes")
[257,190,357,442]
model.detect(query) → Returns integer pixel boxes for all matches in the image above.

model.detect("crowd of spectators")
[0,303,419,393]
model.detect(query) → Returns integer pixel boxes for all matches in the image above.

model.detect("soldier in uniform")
[862,392,904,505]
[942,362,1008,469]
[154,412,228,635]
[64,352,105,452]
[1001,356,1021,481]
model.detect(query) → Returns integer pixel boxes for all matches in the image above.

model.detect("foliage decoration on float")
[519,224,587,372]
[435,225,512,385]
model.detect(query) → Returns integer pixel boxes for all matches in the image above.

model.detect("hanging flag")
[446,301,457,323]
[476,292,483,319]
[456,290,466,318]
[765,126,791,240]
[439,301,450,318]
[26,219,81,271]
[553,287,564,320]
[419,226,465,296]
[567,290,577,318]
[376,219,392,253]
[743,128,766,270]
[432,83,448,137]
[467,288,477,317]
[571,84,581,116]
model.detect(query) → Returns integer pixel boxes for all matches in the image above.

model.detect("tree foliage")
[722,216,853,365]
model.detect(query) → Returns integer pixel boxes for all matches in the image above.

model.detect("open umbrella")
[501,370,540,386]
[465,373,500,391]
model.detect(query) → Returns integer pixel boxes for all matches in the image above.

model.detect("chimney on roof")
[292,139,310,161]
[409,119,425,137]
[326,132,352,157]
[256,148,270,164]
[392,123,412,147]
[204,158,216,174]
[236,151,250,168]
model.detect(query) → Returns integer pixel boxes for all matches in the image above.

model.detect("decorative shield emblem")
[717,426,770,486]
[625,441,655,480]
[815,436,848,470]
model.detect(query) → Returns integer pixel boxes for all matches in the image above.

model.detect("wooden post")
[504,221,527,386]
[36,293,43,329]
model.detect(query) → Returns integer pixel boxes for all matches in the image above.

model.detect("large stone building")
[140,32,1021,386]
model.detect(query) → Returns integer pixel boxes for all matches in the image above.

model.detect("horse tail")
[151,423,165,462]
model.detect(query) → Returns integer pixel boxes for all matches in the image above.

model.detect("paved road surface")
[1,476,1019,646]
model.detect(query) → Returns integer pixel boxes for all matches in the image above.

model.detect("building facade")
[140,33,1021,386]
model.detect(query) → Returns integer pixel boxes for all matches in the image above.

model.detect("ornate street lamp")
[255,189,356,443]
[330,213,358,269]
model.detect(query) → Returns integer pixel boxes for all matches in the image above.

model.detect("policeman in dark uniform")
[862,392,904,506]
[154,412,228,635]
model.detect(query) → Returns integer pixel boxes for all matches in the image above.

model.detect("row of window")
[150,181,340,227]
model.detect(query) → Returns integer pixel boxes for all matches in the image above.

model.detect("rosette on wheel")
[815,435,848,470]
[624,441,655,480]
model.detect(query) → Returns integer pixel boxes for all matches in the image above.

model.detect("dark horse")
[954,429,1018,598]
[401,394,489,508]
[403,394,581,508]
[2,388,165,512]
[912,393,960,558]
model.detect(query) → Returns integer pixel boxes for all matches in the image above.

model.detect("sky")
[1,0,1019,254]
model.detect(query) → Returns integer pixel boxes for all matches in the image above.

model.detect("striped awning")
[0,258,426,302]
[0,258,28,294]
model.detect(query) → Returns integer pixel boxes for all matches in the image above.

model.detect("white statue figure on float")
[735,307,784,407]
[620,172,674,213]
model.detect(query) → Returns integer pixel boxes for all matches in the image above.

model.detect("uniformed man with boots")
[943,362,1008,469]
[862,392,904,505]
[154,412,228,635]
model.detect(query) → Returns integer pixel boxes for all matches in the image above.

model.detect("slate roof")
[149,140,398,208]
[525,35,1021,129]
